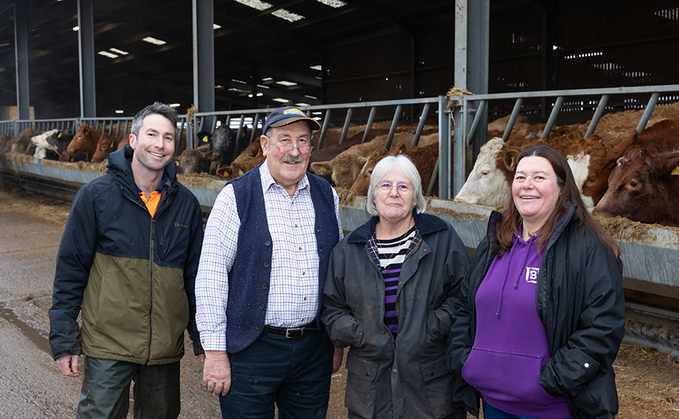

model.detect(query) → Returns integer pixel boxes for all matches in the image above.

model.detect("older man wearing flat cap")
[196,106,344,418]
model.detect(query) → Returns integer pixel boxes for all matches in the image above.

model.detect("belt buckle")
[285,327,303,338]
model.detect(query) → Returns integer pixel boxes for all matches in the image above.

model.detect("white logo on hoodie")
[526,267,539,283]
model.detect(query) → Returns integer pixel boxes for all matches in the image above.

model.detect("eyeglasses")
[377,182,413,193]
[267,139,314,154]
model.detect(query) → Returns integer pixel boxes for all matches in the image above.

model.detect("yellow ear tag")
[510,157,515,168]
[202,136,208,143]
[58,132,62,138]
[398,149,403,154]
[238,169,244,176]
[671,166,679,176]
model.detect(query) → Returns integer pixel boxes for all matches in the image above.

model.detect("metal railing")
[191,97,448,195]
[452,84,679,196]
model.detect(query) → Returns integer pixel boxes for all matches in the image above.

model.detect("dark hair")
[130,102,179,137]
[495,145,619,257]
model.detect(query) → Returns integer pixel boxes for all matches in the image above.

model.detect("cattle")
[594,147,679,227]
[6,129,36,154]
[176,144,212,175]
[572,118,679,206]
[350,141,440,196]
[92,132,125,163]
[59,142,88,163]
[310,132,438,189]
[67,124,101,154]
[454,137,510,207]
[209,126,237,175]
[31,129,61,159]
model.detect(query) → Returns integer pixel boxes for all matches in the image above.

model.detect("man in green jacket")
[49,102,204,419]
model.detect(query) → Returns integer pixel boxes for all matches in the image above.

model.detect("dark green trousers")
[76,356,180,419]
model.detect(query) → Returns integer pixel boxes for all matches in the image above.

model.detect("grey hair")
[130,102,179,137]
[366,154,427,216]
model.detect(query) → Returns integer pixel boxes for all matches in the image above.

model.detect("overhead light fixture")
[304,95,317,100]
[257,92,263,97]
[310,65,322,71]
[277,80,297,87]
[72,26,79,31]
[273,98,289,103]
[169,103,180,108]
[213,23,222,29]
[655,8,679,20]
[231,79,247,84]
[257,84,270,89]
[317,0,345,7]
[215,85,224,89]
[115,110,124,114]
[261,77,273,82]
[109,48,129,55]
[235,0,304,22]
[142,36,166,46]
[98,51,119,59]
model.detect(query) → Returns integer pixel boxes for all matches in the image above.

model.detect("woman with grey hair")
[322,154,471,419]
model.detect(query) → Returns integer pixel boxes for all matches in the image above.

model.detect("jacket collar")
[487,204,579,247]
[347,210,448,244]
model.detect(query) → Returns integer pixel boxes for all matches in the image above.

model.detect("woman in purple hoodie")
[447,145,625,419]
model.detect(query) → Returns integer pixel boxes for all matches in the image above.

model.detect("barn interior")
[0,0,678,125]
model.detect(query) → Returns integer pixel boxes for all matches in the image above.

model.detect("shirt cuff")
[199,331,227,352]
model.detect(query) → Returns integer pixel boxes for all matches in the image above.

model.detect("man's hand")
[56,354,80,377]
[332,346,344,374]
[202,350,231,396]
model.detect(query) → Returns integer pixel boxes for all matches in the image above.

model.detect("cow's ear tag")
[510,157,515,168]
[671,166,679,176]
[58,132,62,138]
[202,135,208,143]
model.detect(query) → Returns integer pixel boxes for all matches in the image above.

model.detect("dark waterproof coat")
[322,212,471,419]
[446,206,625,419]
[49,146,204,364]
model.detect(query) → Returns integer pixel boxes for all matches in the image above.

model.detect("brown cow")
[176,144,212,175]
[310,132,438,189]
[594,147,679,226]
[92,132,125,163]
[67,124,102,154]
[350,142,439,196]
[577,118,679,205]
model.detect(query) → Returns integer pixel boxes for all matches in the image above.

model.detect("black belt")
[266,324,320,338]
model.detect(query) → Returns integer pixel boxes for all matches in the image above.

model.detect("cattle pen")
[1,89,679,359]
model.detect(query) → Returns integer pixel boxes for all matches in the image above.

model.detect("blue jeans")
[76,356,180,419]
[219,328,334,419]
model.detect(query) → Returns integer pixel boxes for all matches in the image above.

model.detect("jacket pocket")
[345,352,378,418]
[462,346,558,405]
[421,359,456,418]
[572,368,618,417]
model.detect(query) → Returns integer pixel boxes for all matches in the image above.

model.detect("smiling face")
[261,121,312,197]
[374,167,416,225]
[512,156,561,235]
[129,113,176,174]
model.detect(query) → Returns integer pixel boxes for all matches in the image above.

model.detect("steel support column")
[192,0,215,149]
[14,1,30,122]
[453,0,489,197]
[77,0,96,118]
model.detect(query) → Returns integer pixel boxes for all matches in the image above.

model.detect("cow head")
[68,123,101,154]
[454,137,510,207]
[92,133,116,163]
[594,148,679,226]
[350,147,394,195]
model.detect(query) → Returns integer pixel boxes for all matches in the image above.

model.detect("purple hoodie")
[461,231,570,418]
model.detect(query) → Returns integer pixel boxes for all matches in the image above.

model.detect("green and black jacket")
[49,146,204,365]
